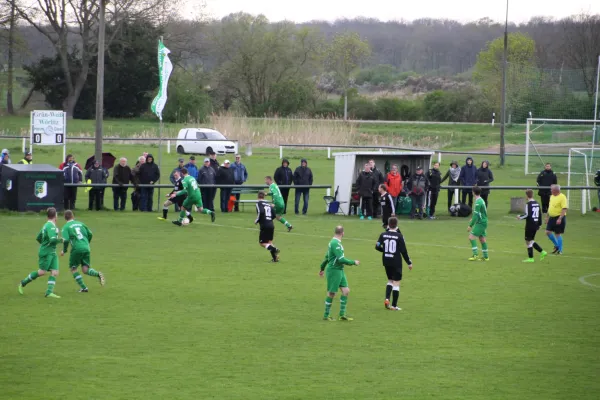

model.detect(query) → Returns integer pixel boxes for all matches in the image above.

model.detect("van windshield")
[202,131,226,140]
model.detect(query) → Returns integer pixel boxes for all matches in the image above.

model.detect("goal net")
[525,118,599,176]
[567,147,599,214]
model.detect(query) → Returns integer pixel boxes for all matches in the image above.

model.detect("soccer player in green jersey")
[265,176,293,232]
[170,167,215,226]
[319,226,360,321]
[18,208,64,298]
[467,186,489,261]
[61,210,105,292]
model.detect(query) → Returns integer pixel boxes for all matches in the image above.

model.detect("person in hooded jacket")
[536,163,558,215]
[293,158,313,215]
[386,164,402,205]
[426,162,442,219]
[407,166,429,219]
[85,160,109,210]
[441,161,461,211]
[63,156,83,210]
[356,163,377,219]
[138,153,160,212]
[459,157,477,207]
[216,160,235,212]
[274,158,293,214]
[476,160,494,206]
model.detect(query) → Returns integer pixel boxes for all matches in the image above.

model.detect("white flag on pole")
[151,40,173,121]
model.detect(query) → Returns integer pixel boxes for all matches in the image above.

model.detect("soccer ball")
[182,218,190,225]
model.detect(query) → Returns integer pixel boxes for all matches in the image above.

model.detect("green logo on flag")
[35,181,47,199]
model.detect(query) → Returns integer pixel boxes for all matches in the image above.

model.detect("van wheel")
[177,146,185,154]
[206,146,213,155]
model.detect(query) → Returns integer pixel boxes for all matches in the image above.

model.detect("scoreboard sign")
[30,110,66,146]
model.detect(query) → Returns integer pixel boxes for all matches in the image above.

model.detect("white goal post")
[524,118,599,176]
[567,147,597,214]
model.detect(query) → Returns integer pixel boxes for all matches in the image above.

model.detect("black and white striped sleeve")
[388,193,395,214]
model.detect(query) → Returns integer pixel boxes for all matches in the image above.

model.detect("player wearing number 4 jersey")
[170,167,215,226]
[61,210,105,291]
[265,176,293,232]
[517,189,547,263]
[375,217,413,310]
[255,191,281,262]
[18,208,64,298]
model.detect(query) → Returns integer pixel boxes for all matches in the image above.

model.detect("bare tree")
[561,13,600,98]
[13,0,181,117]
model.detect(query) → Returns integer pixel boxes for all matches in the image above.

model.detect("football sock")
[178,209,186,221]
[385,283,393,300]
[72,272,87,290]
[547,233,558,247]
[202,209,212,214]
[45,276,56,296]
[470,239,478,256]
[21,271,39,287]
[527,247,534,258]
[339,295,348,316]
[279,217,291,228]
[266,244,273,251]
[324,297,333,317]
[533,242,543,252]
[482,242,489,258]
[86,268,100,277]
[392,286,400,307]
[557,236,563,251]
[162,208,168,219]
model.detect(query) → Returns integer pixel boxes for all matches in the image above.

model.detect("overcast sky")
[202,0,599,23]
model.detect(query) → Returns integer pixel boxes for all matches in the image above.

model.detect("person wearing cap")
[1,149,11,164]
[231,154,248,212]
[293,158,313,215]
[199,157,216,211]
[170,158,186,184]
[184,156,199,181]
[18,151,33,165]
[407,166,429,220]
[216,160,235,212]
[441,160,461,211]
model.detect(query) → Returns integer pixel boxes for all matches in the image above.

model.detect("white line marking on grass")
[578,273,600,288]
[193,221,600,261]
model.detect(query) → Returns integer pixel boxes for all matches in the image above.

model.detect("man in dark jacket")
[408,166,429,219]
[441,161,461,211]
[356,163,376,220]
[369,159,385,218]
[138,153,160,212]
[274,158,293,214]
[170,158,186,184]
[199,157,216,211]
[216,160,235,212]
[130,156,145,211]
[293,158,313,215]
[85,160,109,210]
[459,156,477,207]
[63,157,83,210]
[536,163,558,214]
[427,162,442,219]
[476,160,494,206]
[231,154,248,212]
[209,152,219,206]
[112,157,132,211]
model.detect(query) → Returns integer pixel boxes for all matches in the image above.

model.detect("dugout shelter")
[1,164,64,212]
[333,151,434,215]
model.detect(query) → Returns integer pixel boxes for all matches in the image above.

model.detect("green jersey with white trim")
[319,238,355,271]
[62,220,92,253]
[37,221,62,256]
[178,175,201,199]
[269,182,284,206]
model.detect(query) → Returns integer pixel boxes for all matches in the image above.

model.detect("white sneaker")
[389,306,402,311]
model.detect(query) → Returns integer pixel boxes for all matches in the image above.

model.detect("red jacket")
[386,172,402,197]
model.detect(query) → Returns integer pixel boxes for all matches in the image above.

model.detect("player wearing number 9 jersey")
[61,210,104,292]
[375,217,412,311]
[171,168,215,226]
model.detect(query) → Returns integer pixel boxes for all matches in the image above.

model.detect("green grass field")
[1,144,599,399]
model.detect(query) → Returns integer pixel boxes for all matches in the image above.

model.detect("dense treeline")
[1,7,599,122]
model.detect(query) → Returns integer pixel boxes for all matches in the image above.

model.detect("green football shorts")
[183,195,203,210]
[326,268,348,293]
[471,223,487,237]
[69,250,91,269]
[38,253,59,271]
[274,202,285,215]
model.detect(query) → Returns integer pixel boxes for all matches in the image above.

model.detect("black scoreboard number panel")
[33,133,42,144]
[55,134,64,143]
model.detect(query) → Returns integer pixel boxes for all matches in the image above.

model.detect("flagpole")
[157,36,163,210]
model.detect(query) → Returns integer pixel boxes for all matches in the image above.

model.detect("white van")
[175,128,238,155]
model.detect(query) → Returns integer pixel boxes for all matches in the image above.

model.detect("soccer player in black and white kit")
[378,184,395,230]
[255,191,280,262]
[517,189,548,263]
[159,169,186,221]
[375,217,413,310]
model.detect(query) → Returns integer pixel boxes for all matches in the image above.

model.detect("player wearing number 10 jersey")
[517,189,547,263]
[255,191,280,262]
[61,210,105,292]
[171,167,215,226]
[375,217,413,311]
